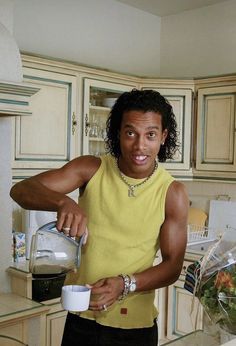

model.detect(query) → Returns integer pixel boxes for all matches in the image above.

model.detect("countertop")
[163,330,236,346]
[0,293,49,323]
[8,260,30,274]
[222,341,236,346]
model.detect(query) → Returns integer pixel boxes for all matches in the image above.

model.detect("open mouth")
[132,155,148,165]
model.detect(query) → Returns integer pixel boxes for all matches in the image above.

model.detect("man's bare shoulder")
[64,155,102,183]
[165,180,189,215]
[168,180,188,197]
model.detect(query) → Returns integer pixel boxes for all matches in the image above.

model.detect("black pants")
[61,313,158,346]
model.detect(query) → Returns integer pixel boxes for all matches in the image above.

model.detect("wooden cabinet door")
[153,255,167,343]
[155,287,167,344]
[0,322,27,344]
[12,67,77,178]
[46,311,67,346]
[142,87,193,173]
[82,78,137,156]
[166,279,203,340]
[196,86,236,175]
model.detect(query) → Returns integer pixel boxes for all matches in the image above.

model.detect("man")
[10,89,188,346]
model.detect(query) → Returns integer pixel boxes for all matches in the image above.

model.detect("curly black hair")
[105,89,179,162]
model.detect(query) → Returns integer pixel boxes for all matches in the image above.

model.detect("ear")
[161,129,168,144]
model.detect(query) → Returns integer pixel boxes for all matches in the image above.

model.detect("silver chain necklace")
[116,159,158,197]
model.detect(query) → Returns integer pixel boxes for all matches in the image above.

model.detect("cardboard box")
[12,231,26,262]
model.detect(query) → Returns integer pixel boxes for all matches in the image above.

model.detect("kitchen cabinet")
[7,265,67,346]
[167,278,203,339]
[155,287,167,345]
[13,54,236,183]
[46,305,67,346]
[155,252,205,344]
[154,255,167,344]
[82,78,137,155]
[0,293,49,346]
[11,54,196,180]
[141,84,193,175]
[165,248,219,342]
[12,64,77,179]
[195,84,236,180]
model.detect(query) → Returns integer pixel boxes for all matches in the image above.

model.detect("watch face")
[130,283,136,292]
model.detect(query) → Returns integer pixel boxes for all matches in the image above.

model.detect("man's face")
[119,110,168,178]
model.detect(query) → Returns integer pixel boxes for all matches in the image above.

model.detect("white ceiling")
[116,0,229,17]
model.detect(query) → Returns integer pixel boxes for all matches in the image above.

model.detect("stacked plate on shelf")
[103,97,117,108]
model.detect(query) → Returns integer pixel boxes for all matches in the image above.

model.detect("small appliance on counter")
[32,271,66,302]
[29,221,84,276]
[22,209,56,259]
[208,199,236,232]
[29,221,85,302]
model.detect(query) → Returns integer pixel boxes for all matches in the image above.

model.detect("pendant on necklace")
[128,186,135,197]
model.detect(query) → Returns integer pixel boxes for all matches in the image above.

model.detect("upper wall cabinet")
[196,85,236,180]
[12,66,77,178]
[16,54,236,182]
[141,86,193,174]
[82,78,137,156]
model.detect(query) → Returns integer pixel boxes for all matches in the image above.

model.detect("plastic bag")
[195,229,236,334]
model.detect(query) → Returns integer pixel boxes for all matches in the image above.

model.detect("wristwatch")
[129,274,137,292]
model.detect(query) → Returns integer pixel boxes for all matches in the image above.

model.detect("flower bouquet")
[185,230,236,334]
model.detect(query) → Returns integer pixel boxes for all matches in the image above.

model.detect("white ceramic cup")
[61,285,91,311]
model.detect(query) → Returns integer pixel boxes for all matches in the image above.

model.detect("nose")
[134,135,146,150]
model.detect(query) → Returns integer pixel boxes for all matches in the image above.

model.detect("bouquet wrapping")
[186,230,236,334]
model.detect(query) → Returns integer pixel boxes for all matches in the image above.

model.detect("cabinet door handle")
[72,112,77,135]
[85,113,90,136]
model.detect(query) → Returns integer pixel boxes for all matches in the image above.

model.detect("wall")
[13,0,236,79]
[183,180,236,214]
[0,0,14,292]
[0,0,13,31]
[161,0,236,77]
[0,118,12,292]
[12,0,161,77]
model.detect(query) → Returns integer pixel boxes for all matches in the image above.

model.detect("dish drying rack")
[187,224,218,245]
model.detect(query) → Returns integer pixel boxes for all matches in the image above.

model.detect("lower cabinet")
[7,267,67,346]
[166,258,204,341]
[46,310,67,346]
[0,319,28,344]
[0,293,49,346]
[154,256,204,344]
[166,279,203,339]
[155,287,167,345]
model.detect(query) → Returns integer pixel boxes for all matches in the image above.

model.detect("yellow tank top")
[66,154,174,328]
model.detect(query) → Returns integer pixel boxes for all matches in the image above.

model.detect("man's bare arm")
[132,181,189,291]
[10,155,101,236]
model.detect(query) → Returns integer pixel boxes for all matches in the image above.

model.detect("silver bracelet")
[118,274,130,301]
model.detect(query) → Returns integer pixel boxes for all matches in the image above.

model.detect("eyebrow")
[123,124,160,130]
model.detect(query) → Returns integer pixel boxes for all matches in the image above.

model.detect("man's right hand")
[56,197,87,238]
